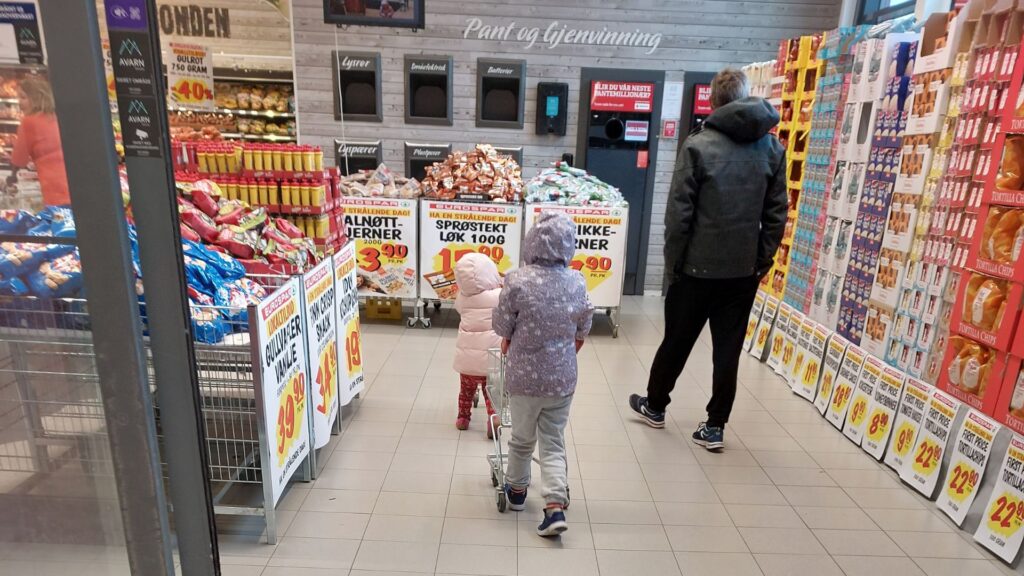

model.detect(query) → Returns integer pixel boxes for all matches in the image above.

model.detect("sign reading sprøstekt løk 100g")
[255,278,310,506]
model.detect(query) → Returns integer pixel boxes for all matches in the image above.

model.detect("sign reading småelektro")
[463,18,663,54]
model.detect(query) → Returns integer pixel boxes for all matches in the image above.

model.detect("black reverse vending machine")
[579,71,664,295]
[680,72,716,135]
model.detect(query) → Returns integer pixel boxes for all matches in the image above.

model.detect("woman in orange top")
[11,76,70,206]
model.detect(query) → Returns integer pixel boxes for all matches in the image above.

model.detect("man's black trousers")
[646,274,760,428]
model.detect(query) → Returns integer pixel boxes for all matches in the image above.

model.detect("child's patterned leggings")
[458,374,494,419]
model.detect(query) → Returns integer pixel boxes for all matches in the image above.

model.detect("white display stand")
[300,257,342,478]
[524,203,629,337]
[335,242,365,405]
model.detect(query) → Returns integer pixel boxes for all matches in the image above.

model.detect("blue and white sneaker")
[504,484,527,511]
[537,508,568,537]
[692,422,724,451]
[628,394,665,428]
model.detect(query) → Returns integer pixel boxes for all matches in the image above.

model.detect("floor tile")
[912,558,1005,576]
[362,514,444,543]
[778,485,858,508]
[441,517,518,546]
[582,479,652,501]
[597,550,681,575]
[372,491,447,517]
[844,487,926,510]
[725,504,804,528]
[887,531,985,559]
[795,506,878,530]
[674,551,763,576]
[266,537,360,570]
[738,527,826,555]
[648,481,721,503]
[591,523,670,551]
[813,529,905,557]
[762,467,837,487]
[435,544,516,576]
[664,525,748,553]
[351,540,439,572]
[713,484,788,506]
[517,548,599,576]
[516,520,595,549]
[284,511,369,540]
[656,502,733,527]
[754,553,843,576]
[299,489,378,515]
[586,500,661,524]
[862,509,955,533]
[832,555,925,576]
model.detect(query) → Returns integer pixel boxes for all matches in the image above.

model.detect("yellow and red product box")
[949,270,1024,350]
[995,354,1024,433]
[938,333,1009,415]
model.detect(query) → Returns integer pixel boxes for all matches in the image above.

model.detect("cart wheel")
[434,301,442,311]
[422,318,432,328]
[491,470,498,487]
[497,490,507,512]
[407,318,417,328]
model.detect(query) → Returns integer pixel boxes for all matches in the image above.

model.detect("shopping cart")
[484,348,568,513]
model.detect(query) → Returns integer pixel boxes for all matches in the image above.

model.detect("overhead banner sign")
[524,204,628,308]
[591,81,654,112]
[167,42,214,111]
[420,200,522,300]
[254,278,310,506]
[334,242,364,406]
[0,2,42,64]
[302,258,339,450]
[339,197,418,298]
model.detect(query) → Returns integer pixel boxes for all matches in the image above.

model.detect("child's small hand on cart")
[501,338,510,355]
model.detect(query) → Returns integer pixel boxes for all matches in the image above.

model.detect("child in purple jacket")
[492,210,593,536]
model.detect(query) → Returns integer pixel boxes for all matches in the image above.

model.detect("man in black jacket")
[629,68,787,451]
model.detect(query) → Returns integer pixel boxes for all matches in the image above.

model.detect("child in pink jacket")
[453,253,503,437]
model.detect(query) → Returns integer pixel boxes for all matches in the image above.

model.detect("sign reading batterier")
[335,242,364,406]
[591,81,654,112]
[339,197,418,298]
[420,201,523,300]
[255,278,310,506]
[524,204,628,309]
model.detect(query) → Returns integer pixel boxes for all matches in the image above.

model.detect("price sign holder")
[900,389,966,499]
[778,310,804,378]
[825,345,867,430]
[787,317,815,390]
[815,335,849,415]
[335,242,366,402]
[767,303,793,372]
[885,377,933,471]
[743,292,767,353]
[938,411,1002,526]
[844,354,884,445]
[753,296,780,361]
[975,433,1024,563]
[862,364,906,460]
[300,258,341,479]
[794,322,829,401]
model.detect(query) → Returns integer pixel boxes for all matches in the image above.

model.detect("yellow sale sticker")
[946,460,981,504]
[276,371,306,467]
[865,409,891,444]
[570,252,614,291]
[912,438,942,476]
[987,492,1024,539]
[345,315,362,377]
[891,421,917,459]
[315,341,337,417]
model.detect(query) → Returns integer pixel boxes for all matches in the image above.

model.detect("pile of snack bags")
[420,145,523,202]
[177,179,319,272]
[0,206,82,300]
[525,162,626,207]
[179,238,267,344]
[338,164,421,199]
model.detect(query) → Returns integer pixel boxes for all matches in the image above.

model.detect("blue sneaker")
[692,422,724,451]
[537,508,568,537]
[504,484,527,511]
[628,394,665,428]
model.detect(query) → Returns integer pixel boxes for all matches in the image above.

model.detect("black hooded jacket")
[664,96,787,280]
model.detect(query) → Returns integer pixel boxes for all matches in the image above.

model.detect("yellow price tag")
[315,340,337,417]
[819,371,834,400]
[171,78,213,105]
[831,384,852,413]
[345,316,362,377]
[848,397,868,427]
[892,421,916,458]
[276,371,306,467]
[945,461,980,504]
[865,409,891,443]
[756,326,769,348]
[745,318,757,341]
[912,438,941,476]
[570,253,614,291]
[987,492,1024,539]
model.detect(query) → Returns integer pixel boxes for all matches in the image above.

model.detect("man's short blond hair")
[710,68,750,109]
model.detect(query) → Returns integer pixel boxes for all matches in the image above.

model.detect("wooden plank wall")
[96,0,294,71]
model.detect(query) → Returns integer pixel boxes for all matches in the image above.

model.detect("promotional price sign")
[778,310,804,378]
[302,258,339,450]
[743,292,767,352]
[787,317,815,390]
[844,355,884,445]
[975,436,1024,562]
[794,323,829,401]
[167,42,214,111]
[334,243,365,406]
[339,197,418,298]
[826,345,866,430]
[255,278,310,506]
[750,295,780,359]
[524,204,629,308]
[420,201,523,300]
[900,389,961,498]
[766,303,793,372]
[937,411,1000,526]
[885,377,932,471]
[862,364,905,460]
[815,335,849,415]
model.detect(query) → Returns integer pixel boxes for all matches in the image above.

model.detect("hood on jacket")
[704,97,780,143]
[525,211,576,267]
[455,252,501,296]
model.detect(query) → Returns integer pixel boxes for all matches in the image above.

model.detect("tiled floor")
[218,296,1015,576]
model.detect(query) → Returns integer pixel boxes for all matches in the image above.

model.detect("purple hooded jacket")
[492,211,594,397]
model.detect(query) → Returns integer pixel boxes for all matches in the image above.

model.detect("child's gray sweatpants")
[506,394,572,507]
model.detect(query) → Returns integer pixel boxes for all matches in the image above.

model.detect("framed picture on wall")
[323,0,425,29]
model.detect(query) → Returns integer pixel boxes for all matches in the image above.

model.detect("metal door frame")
[576,67,665,295]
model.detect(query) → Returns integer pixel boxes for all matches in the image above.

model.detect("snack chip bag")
[0,241,73,279]
[182,239,245,282]
[189,299,227,344]
[180,203,220,243]
[28,251,84,298]
[214,226,258,260]
[180,222,201,243]
[0,209,40,234]
[275,217,304,239]
[0,277,28,297]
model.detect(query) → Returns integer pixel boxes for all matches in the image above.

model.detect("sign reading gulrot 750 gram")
[420,201,523,300]
[524,204,628,308]
[255,278,310,506]
[339,197,418,298]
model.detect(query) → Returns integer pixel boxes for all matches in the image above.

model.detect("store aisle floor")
[220,296,1014,576]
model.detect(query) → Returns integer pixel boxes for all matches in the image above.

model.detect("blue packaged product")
[182,239,245,282]
[0,241,74,279]
[0,209,40,234]
[28,206,76,238]
[0,277,28,296]
[27,251,84,298]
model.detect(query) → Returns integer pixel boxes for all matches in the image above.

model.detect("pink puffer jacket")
[453,253,503,377]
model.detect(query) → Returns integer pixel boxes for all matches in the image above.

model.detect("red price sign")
[359,242,409,272]
[912,438,942,475]
[276,372,306,465]
[848,397,868,427]
[438,245,505,272]
[988,492,1024,538]
[172,78,213,105]
[866,410,890,441]
[315,341,337,416]
[832,385,852,412]
[946,462,980,502]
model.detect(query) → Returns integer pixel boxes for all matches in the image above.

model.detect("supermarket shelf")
[220,132,297,142]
